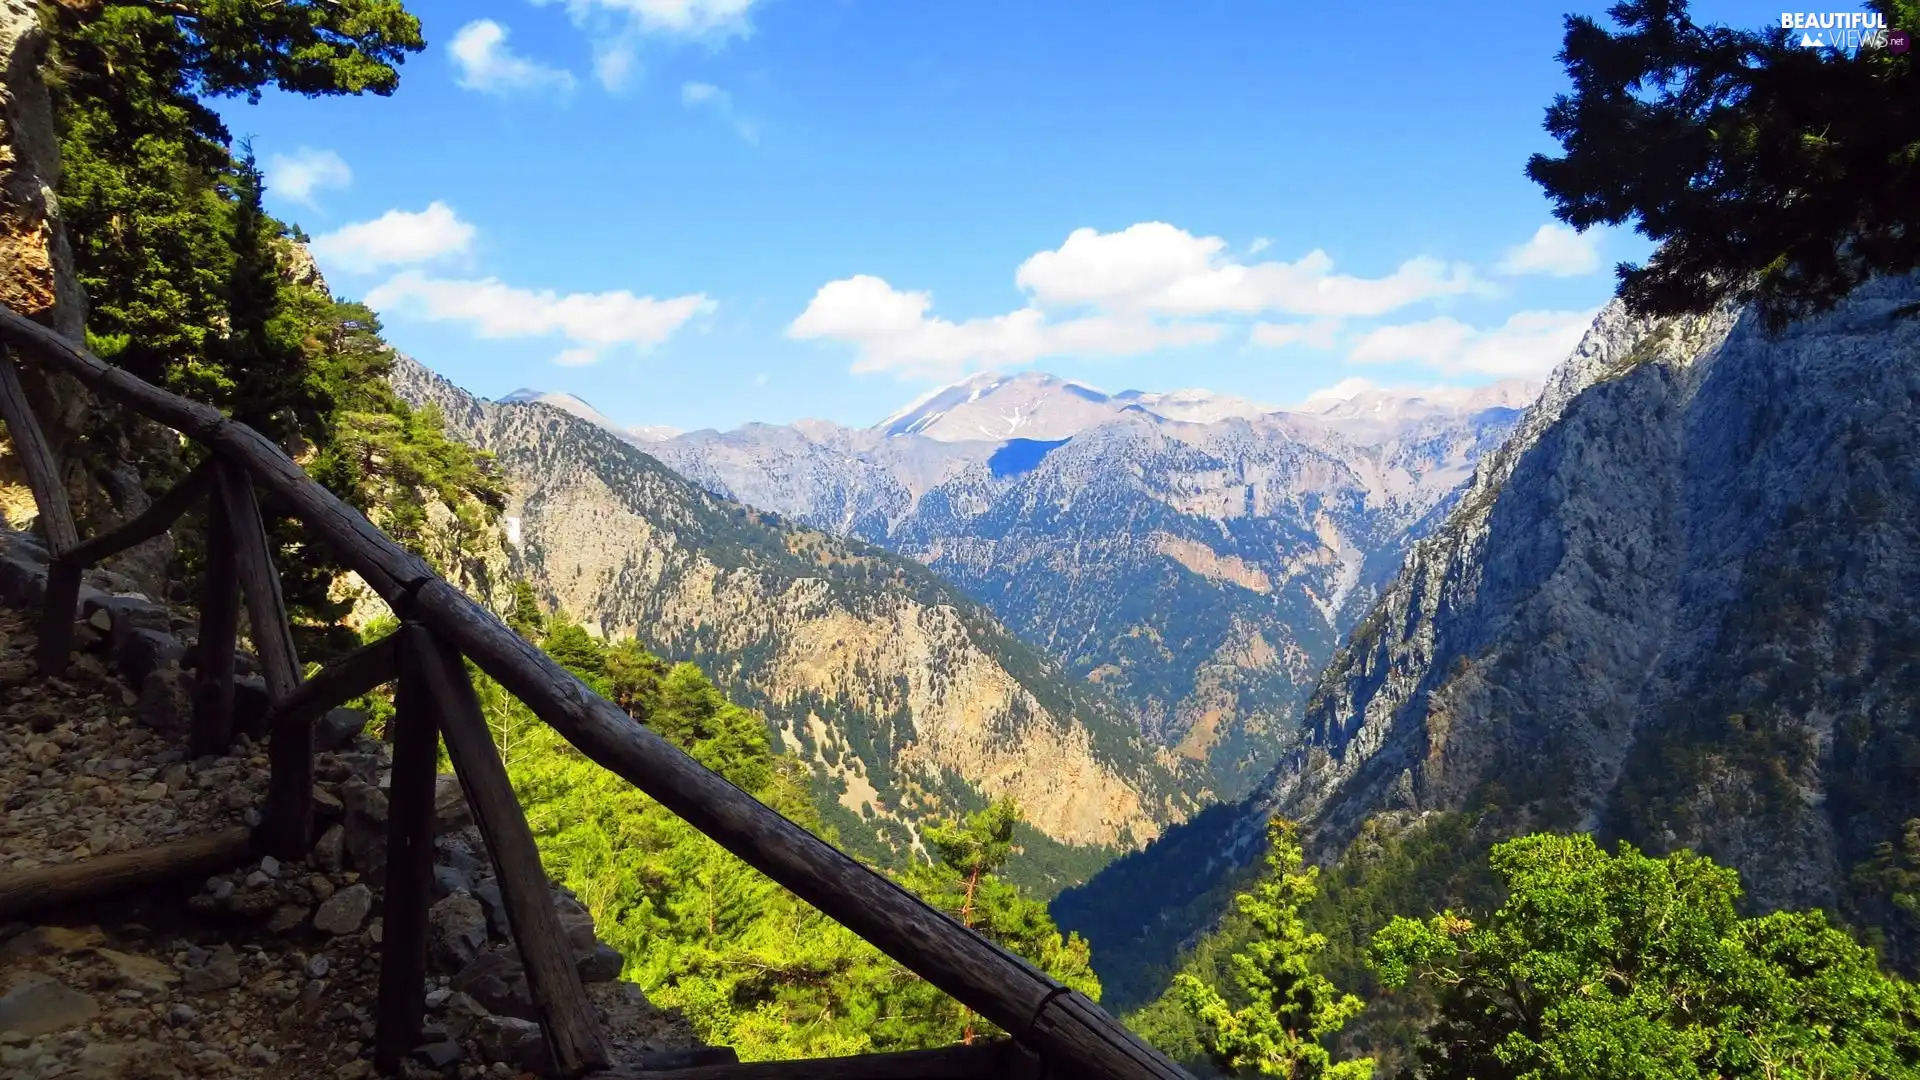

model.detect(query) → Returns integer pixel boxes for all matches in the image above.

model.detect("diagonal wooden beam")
[406,622,610,1076]
[259,630,400,738]
[63,458,213,569]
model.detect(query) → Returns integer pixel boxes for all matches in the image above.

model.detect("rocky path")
[0,532,713,1079]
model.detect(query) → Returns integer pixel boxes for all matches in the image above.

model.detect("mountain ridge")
[639,372,1534,793]
[1057,272,1920,1006]
[392,357,1208,891]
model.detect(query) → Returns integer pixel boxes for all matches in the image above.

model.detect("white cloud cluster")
[1496,223,1602,277]
[535,0,760,90]
[789,223,1491,378]
[310,203,477,273]
[788,275,1220,380]
[264,148,351,208]
[450,20,576,96]
[1016,223,1485,318]
[367,271,714,366]
[1347,308,1599,377]
[681,81,758,142]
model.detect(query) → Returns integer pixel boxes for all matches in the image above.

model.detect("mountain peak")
[496,389,681,445]
[875,370,1114,442]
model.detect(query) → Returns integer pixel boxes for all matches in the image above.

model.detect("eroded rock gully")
[0,528,714,1079]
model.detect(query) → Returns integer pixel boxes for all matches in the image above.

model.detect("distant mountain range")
[395,365,1212,897]
[508,372,1536,796]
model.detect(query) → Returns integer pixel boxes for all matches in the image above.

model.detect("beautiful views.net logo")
[1781,11,1906,52]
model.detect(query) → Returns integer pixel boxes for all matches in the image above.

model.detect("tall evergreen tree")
[1527,0,1919,328]
[901,799,1102,1045]
[1172,819,1372,1080]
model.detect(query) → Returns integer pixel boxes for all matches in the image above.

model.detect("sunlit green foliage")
[1168,819,1371,1079]
[1370,833,1920,1079]
[46,0,499,658]
[477,597,1100,1059]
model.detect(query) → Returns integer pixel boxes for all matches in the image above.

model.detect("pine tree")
[1526,0,1920,328]
[1173,819,1372,1080]
[903,799,1102,1045]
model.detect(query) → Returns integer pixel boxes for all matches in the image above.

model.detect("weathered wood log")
[36,559,80,676]
[192,486,240,757]
[375,625,442,1074]
[0,309,432,599]
[412,579,1188,1080]
[595,1041,1039,1080]
[0,827,256,920]
[260,631,399,739]
[407,623,609,1076]
[1,345,83,674]
[0,343,78,554]
[62,458,213,569]
[0,306,1196,1080]
[214,458,309,856]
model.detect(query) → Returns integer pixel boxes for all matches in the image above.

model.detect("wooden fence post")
[0,346,81,674]
[192,483,240,757]
[375,624,440,1072]
[212,458,309,856]
[403,623,610,1076]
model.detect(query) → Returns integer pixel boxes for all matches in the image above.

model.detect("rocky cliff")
[1061,273,1920,1001]
[389,359,1203,887]
[1266,274,1920,908]
[648,373,1529,796]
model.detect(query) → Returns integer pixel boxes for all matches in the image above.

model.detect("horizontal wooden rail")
[0,304,1193,1080]
[0,827,257,920]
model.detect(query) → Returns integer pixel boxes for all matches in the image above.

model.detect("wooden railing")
[0,305,1195,1080]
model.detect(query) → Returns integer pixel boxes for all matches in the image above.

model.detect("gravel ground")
[0,597,708,1079]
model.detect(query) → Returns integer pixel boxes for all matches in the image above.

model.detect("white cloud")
[536,0,760,90]
[1299,376,1380,406]
[366,271,714,365]
[1015,223,1485,319]
[1250,320,1341,349]
[788,274,1222,380]
[1496,223,1602,277]
[264,148,350,207]
[310,203,477,274]
[680,81,758,142]
[1347,308,1599,377]
[1247,237,1272,255]
[450,20,576,95]
[547,0,758,36]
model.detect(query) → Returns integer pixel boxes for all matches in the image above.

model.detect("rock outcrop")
[1064,274,1920,1000]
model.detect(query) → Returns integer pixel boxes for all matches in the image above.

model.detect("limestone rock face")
[1063,276,1920,990]
[0,0,82,341]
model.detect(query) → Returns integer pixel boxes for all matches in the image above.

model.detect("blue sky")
[214,0,1796,434]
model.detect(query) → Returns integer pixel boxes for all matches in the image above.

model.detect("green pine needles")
[1173,819,1373,1080]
